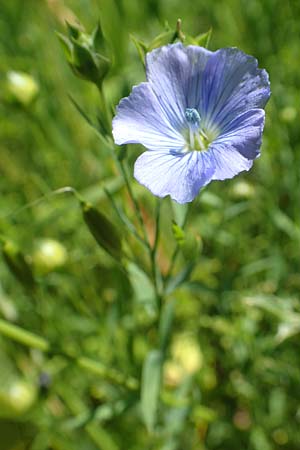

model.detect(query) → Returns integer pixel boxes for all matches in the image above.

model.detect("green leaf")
[161,377,193,450]
[276,321,300,344]
[194,28,212,48]
[65,21,81,39]
[199,191,223,208]
[97,0,127,68]
[126,262,156,314]
[85,422,119,450]
[148,30,177,51]
[141,349,163,432]
[184,29,212,48]
[117,144,127,161]
[159,298,176,353]
[68,95,110,145]
[250,427,273,450]
[91,22,105,49]
[165,262,195,295]
[171,201,189,227]
[271,209,300,242]
[55,31,72,60]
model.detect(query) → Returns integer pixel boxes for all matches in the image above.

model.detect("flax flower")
[113,43,270,203]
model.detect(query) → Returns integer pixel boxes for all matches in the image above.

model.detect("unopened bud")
[57,21,110,87]
[81,201,122,260]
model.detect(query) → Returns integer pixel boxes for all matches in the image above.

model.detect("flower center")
[184,108,218,152]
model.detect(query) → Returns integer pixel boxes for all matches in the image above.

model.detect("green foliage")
[0,0,300,449]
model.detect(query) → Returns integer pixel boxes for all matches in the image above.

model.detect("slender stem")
[165,202,192,283]
[0,319,139,391]
[150,199,163,312]
[0,319,49,351]
[77,357,138,391]
[118,160,150,247]
[104,188,147,248]
[96,83,112,135]
[96,84,150,251]
[166,245,180,281]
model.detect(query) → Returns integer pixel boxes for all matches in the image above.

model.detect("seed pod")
[6,71,39,106]
[0,378,37,419]
[32,238,68,275]
[2,240,35,291]
[81,201,122,260]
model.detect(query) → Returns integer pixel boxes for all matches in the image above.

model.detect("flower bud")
[57,21,110,87]
[6,71,39,106]
[81,201,122,260]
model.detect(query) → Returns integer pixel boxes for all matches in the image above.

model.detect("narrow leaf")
[141,349,163,432]
[159,299,176,353]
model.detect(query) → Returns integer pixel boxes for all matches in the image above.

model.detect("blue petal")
[211,145,253,181]
[112,82,185,152]
[209,108,266,181]
[146,43,213,131]
[134,150,215,204]
[215,108,265,159]
[200,47,270,131]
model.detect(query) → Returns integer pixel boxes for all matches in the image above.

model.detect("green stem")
[165,246,180,281]
[118,160,150,247]
[104,188,147,248]
[150,199,163,312]
[77,357,138,391]
[0,319,138,391]
[165,202,192,283]
[96,83,112,135]
[0,319,49,351]
[95,85,150,251]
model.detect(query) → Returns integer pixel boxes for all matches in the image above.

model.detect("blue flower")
[112,43,270,204]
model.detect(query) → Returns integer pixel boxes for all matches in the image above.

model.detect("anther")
[185,108,201,130]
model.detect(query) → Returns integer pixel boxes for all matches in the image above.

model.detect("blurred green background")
[0,0,300,449]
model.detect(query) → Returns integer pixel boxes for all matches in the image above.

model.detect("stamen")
[189,128,195,149]
[185,108,201,131]
[184,108,218,152]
